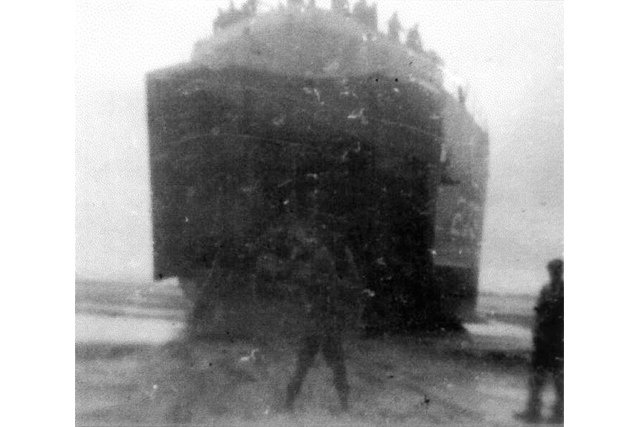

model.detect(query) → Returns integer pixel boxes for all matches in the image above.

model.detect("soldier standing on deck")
[283,222,363,413]
[516,258,564,424]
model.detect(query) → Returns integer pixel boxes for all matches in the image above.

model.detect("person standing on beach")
[515,258,564,423]
[283,223,362,413]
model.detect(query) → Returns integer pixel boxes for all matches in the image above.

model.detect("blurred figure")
[283,223,362,413]
[287,0,304,9]
[516,259,564,423]
[331,0,350,16]
[458,85,467,106]
[388,12,401,43]
[405,24,424,53]
[352,0,378,31]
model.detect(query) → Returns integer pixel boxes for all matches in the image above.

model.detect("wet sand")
[76,281,559,426]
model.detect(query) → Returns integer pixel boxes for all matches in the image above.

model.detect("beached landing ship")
[146,3,488,336]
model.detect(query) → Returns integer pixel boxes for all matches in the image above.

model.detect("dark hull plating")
[147,64,487,333]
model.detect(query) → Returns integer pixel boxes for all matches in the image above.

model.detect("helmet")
[547,258,563,276]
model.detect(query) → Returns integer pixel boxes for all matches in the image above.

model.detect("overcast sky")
[76,0,563,294]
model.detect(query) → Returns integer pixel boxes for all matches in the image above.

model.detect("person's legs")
[516,366,546,422]
[551,367,564,422]
[528,368,546,415]
[284,334,321,410]
[322,333,349,412]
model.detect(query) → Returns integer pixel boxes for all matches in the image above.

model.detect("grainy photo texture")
[76,1,563,425]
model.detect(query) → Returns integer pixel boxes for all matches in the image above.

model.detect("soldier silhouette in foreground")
[283,223,362,413]
[515,259,564,424]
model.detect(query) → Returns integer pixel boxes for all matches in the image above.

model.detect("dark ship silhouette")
[146,2,488,337]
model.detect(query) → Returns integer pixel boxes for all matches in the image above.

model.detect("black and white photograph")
[74,1,565,425]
